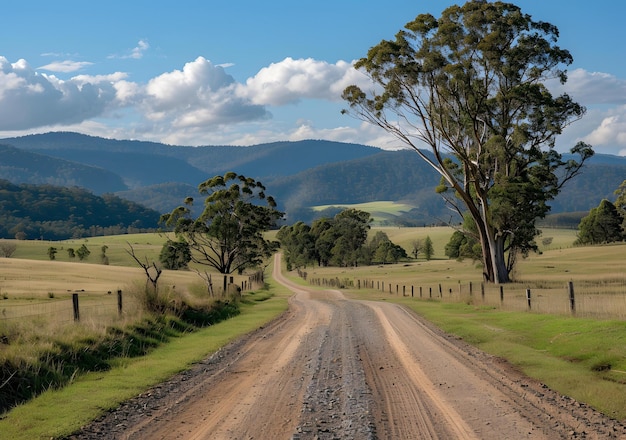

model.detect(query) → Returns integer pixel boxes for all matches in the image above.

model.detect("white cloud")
[108,39,150,60]
[548,68,626,106]
[38,60,93,73]
[127,39,149,59]
[0,57,129,130]
[237,57,371,106]
[142,56,269,127]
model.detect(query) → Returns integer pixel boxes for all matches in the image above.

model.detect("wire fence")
[0,271,265,327]
[305,274,626,320]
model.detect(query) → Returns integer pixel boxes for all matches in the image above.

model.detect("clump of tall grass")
[0,279,241,414]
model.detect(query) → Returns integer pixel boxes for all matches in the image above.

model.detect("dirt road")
[72,254,626,439]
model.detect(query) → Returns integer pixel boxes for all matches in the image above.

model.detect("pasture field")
[3,228,626,434]
[312,200,416,224]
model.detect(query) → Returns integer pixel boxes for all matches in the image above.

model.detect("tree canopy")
[161,173,283,275]
[343,0,593,283]
[576,199,624,245]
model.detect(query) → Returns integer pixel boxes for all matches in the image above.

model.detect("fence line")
[307,276,626,320]
[1,272,265,325]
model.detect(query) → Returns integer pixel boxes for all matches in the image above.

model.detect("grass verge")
[0,281,289,440]
[350,292,626,421]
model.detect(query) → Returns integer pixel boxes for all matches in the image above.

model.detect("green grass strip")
[394,299,626,420]
[0,281,289,440]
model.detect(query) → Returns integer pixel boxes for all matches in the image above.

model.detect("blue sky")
[1,1,626,155]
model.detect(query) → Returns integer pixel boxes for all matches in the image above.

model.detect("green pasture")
[312,200,416,224]
[9,233,172,266]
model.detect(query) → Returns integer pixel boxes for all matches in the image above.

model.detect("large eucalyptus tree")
[342,1,593,283]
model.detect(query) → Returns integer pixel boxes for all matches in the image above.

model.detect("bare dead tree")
[126,242,162,293]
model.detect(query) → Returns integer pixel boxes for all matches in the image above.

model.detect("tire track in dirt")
[69,254,626,439]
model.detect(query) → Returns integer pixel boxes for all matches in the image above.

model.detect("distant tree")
[161,173,283,275]
[76,244,90,261]
[126,242,163,308]
[576,200,624,245]
[67,248,75,259]
[445,230,482,261]
[0,241,17,258]
[342,1,593,282]
[276,222,316,270]
[311,217,335,267]
[47,247,58,260]
[614,180,626,232]
[159,239,192,270]
[370,231,407,264]
[328,209,371,267]
[423,236,434,261]
[14,231,26,240]
[410,239,422,260]
[445,214,482,261]
[100,245,109,265]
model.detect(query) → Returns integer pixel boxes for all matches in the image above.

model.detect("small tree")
[67,248,75,259]
[162,173,283,276]
[47,247,57,260]
[614,180,626,233]
[126,242,163,309]
[100,245,109,265]
[423,236,434,261]
[159,239,192,270]
[576,200,624,245]
[0,241,17,258]
[76,244,90,261]
[410,239,422,260]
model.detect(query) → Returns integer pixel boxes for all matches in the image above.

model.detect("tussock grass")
[0,273,288,440]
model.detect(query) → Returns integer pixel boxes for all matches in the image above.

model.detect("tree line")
[276,209,435,270]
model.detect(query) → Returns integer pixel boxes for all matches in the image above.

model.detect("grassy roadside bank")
[0,278,291,440]
[395,299,626,420]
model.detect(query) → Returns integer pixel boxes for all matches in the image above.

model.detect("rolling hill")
[1,132,624,226]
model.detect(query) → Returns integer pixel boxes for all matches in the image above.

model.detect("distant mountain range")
[1,131,625,226]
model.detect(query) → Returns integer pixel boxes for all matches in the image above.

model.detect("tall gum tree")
[342,0,593,283]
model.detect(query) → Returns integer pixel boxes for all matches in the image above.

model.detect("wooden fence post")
[568,281,576,314]
[411,286,414,297]
[499,285,504,304]
[439,284,442,298]
[117,289,122,315]
[72,293,80,321]
[481,283,485,301]
[526,288,532,310]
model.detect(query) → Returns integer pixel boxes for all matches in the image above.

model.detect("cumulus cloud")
[0,57,128,130]
[237,57,371,106]
[143,56,269,127]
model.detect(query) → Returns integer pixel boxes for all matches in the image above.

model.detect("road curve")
[71,254,624,439]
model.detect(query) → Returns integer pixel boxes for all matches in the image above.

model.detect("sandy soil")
[69,254,626,439]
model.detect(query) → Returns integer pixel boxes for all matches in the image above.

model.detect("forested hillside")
[0,144,126,193]
[1,132,624,227]
[0,180,161,240]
